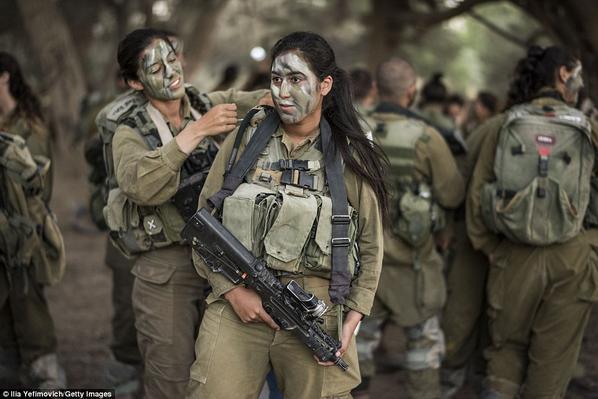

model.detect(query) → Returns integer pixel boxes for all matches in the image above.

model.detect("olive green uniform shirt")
[466,96,598,256]
[194,117,384,316]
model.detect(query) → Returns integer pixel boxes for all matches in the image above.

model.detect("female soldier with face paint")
[106,28,253,399]
[467,45,598,398]
[186,31,389,399]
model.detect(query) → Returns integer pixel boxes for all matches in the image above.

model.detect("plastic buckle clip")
[331,237,351,247]
[331,214,351,225]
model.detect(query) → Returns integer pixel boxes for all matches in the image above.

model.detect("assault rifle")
[181,208,349,371]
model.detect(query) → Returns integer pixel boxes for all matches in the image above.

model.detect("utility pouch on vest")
[104,188,174,257]
[481,103,593,245]
[393,182,443,248]
[223,183,359,277]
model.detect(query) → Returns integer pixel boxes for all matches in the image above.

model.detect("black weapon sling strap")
[207,107,351,305]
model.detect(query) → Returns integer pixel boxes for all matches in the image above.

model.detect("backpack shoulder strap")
[320,118,351,305]
[208,106,279,211]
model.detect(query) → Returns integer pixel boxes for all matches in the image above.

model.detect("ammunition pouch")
[222,183,359,278]
[104,188,175,257]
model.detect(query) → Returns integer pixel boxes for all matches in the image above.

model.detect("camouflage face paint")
[565,63,584,105]
[137,39,185,101]
[271,51,321,124]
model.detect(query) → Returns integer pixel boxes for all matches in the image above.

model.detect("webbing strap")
[208,108,279,211]
[320,118,351,304]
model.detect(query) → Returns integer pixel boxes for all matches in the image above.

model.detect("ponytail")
[506,45,579,108]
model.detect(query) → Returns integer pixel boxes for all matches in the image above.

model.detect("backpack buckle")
[331,237,351,247]
[331,214,351,225]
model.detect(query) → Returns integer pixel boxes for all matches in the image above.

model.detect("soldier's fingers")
[314,355,334,367]
[224,117,238,126]
[217,103,237,111]
[259,310,280,331]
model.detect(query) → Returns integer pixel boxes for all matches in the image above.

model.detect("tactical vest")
[101,87,215,257]
[210,107,358,304]
[0,132,65,285]
[481,102,593,245]
[374,115,445,247]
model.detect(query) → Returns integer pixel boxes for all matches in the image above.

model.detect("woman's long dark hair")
[0,52,43,122]
[117,28,174,84]
[270,32,390,220]
[506,45,579,108]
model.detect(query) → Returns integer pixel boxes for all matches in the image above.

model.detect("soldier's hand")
[224,286,280,330]
[176,103,237,154]
[196,103,238,136]
[315,309,362,367]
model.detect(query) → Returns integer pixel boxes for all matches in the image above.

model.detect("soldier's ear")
[320,75,333,96]
[558,65,572,85]
[127,79,144,92]
[0,72,9,85]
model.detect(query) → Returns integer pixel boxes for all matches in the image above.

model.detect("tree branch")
[395,0,496,27]
[468,9,528,48]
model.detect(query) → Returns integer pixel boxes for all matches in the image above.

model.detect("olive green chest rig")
[208,107,357,305]
[373,109,444,247]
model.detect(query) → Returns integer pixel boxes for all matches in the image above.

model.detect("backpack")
[374,115,445,247]
[480,103,593,245]
[0,132,65,285]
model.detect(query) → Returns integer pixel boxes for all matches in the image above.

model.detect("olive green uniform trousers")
[357,248,446,399]
[131,245,206,399]
[442,219,488,373]
[0,264,56,382]
[104,238,140,365]
[484,232,598,398]
[187,276,361,399]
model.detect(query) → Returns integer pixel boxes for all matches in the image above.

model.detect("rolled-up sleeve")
[112,124,187,206]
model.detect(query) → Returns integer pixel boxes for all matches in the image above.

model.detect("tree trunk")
[181,0,230,78]
[364,0,406,71]
[16,0,86,149]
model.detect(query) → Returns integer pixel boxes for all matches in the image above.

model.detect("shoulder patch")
[106,91,146,122]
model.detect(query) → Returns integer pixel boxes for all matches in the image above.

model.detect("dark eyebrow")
[271,69,306,78]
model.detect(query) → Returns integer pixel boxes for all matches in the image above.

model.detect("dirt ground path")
[46,149,598,398]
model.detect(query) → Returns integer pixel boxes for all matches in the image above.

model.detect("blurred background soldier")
[418,73,455,132]
[350,68,378,140]
[0,52,66,388]
[355,57,464,399]
[468,45,598,398]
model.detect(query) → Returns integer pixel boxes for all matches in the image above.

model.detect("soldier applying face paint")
[103,28,269,399]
